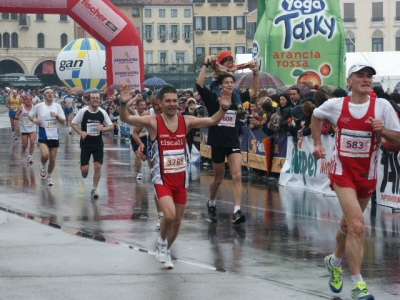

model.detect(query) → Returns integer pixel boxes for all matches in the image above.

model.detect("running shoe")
[46,177,54,186]
[232,210,246,225]
[91,189,99,199]
[40,167,47,179]
[69,127,72,135]
[207,201,218,223]
[21,148,26,154]
[162,251,174,270]
[14,135,18,141]
[136,172,143,180]
[27,156,33,164]
[351,282,374,300]
[81,171,88,178]
[155,242,168,263]
[155,215,163,231]
[324,255,343,293]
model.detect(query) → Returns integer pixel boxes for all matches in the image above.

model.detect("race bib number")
[340,129,372,158]
[22,116,33,126]
[87,123,100,136]
[163,149,186,173]
[218,110,237,127]
[45,119,57,128]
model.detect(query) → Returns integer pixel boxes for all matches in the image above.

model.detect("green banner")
[253,0,346,88]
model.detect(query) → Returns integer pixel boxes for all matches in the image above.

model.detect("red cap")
[218,51,233,64]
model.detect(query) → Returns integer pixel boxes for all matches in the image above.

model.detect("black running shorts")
[81,146,104,166]
[211,146,241,164]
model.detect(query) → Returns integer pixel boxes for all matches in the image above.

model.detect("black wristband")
[203,63,209,68]
[253,72,259,76]
[221,106,229,112]
[55,115,59,119]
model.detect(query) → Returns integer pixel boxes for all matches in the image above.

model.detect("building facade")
[0,12,75,85]
[341,0,400,52]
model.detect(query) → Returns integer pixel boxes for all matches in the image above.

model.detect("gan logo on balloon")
[56,38,107,91]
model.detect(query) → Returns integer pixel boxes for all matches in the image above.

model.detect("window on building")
[2,13,9,20]
[396,2,400,21]
[345,38,355,52]
[247,22,256,39]
[10,13,18,20]
[209,17,218,30]
[174,52,185,64]
[159,25,167,39]
[132,8,139,17]
[372,30,383,52]
[234,16,245,30]
[38,33,45,48]
[235,46,245,54]
[0,34,2,48]
[159,52,167,64]
[144,25,153,39]
[171,9,178,18]
[36,14,44,21]
[19,14,27,26]
[345,31,355,52]
[343,3,355,22]
[170,25,179,40]
[3,33,10,48]
[145,9,151,18]
[372,2,384,22]
[209,46,231,55]
[184,9,191,18]
[159,9,165,18]
[220,16,231,30]
[11,33,18,48]
[146,52,153,64]
[193,0,205,3]
[208,16,231,30]
[194,17,206,30]
[60,14,67,22]
[61,34,68,48]
[183,25,192,40]
[396,30,400,51]
[196,47,205,61]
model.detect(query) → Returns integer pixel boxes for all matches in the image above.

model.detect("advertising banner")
[279,135,335,195]
[42,61,55,75]
[0,0,67,8]
[253,0,346,88]
[247,128,269,171]
[377,151,400,209]
[271,133,287,173]
[111,46,140,90]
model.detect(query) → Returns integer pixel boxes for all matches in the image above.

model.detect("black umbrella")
[108,84,123,90]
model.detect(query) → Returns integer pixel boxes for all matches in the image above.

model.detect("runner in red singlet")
[311,63,400,300]
[119,83,232,270]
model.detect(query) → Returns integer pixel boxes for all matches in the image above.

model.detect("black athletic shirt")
[72,107,112,147]
[196,83,250,148]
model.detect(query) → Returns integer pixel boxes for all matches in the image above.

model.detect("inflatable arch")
[0,0,144,90]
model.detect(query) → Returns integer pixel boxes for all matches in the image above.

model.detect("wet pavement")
[0,109,399,299]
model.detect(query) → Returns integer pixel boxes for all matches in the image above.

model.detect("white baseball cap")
[347,63,376,78]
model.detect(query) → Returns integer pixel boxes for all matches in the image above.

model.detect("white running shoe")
[27,156,33,164]
[91,189,99,199]
[136,172,143,180]
[46,177,54,186]
[155,242,168,263]
[162,252,174,270]
[40,167,47,179]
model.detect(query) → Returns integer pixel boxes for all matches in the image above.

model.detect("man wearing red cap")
[312,63,400,300]
[197,56,259,224]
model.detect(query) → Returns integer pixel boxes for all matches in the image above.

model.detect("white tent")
[346,52,400,92]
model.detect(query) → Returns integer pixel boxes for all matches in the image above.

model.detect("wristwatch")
[253,72,259,76]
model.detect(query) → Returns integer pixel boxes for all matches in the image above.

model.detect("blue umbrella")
[85,88,99,93]
[143,77,169,88]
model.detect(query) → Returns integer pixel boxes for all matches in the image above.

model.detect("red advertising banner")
[42,61,55,74]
